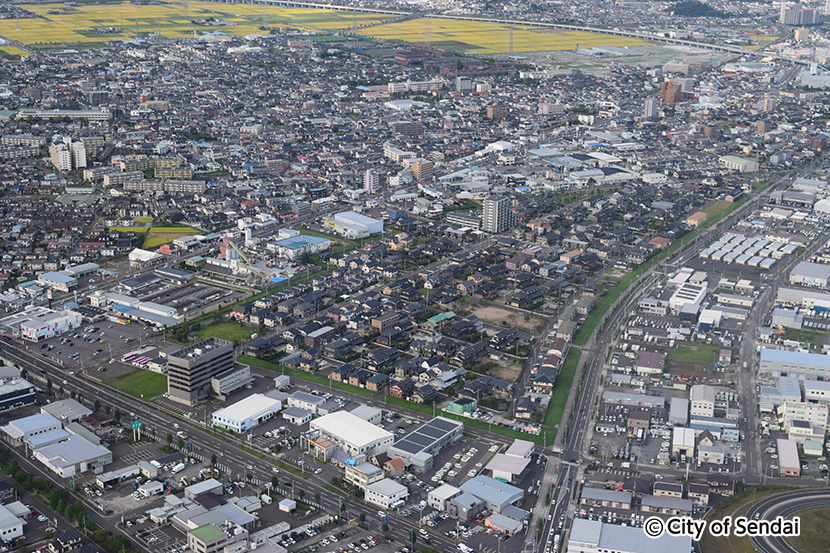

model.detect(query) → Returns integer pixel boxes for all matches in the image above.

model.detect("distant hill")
[670,0,731,17]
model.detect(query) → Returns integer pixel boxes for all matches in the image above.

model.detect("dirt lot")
[472,305,544,335]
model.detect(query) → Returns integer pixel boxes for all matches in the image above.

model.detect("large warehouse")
[308,411,394,457]
[212,394,282,433]
[386,416,464,473]
[790,261,830,288]
[759,347,830,380]
[322,211,383,239]
[568,519,692,553]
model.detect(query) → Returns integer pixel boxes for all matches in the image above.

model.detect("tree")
[46,379,52,393]
[211,454,217,470]
[94,399,101,412]
[19,368,27,380]
[298,489,305,501]
[114,409,121,424]
[105,404,111,415]
[178,437,184,449]
[359,513,366,524]
[410,529,417,547]
[314,492,320,504]
[382,523,389,533]
[70,390,76,399]
[271,476,278,489]
[167,433,173,445]
[59,386,64,396]
[57,499,67,516]
[340,502,346,513]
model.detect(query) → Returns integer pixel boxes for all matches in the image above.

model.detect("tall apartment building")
[364,170,378,194]
[486,105,507,120]
[411,160,434,181]
[482,196,515,234]
[71,141,87,169]
[660,81,683,105]
[456,76,474,93]
[644,97,658,119]
[49,143,72,172]
[826,0,830,17]
[780,3,821,24]
[390,121,423,136]
[167,338,234,405]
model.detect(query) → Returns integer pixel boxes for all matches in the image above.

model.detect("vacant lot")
[471,305,543,335]
[666,343,725,372]
[142,226,201,249]
[104,369,167,399]
[360,18,644,54]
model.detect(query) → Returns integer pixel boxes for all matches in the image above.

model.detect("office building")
[167,338,234,405]
[365,478,409,509]
[364,169,378,194]
[690,385,716,418]
[0,378,36,413]
[482,196,514,234]
[644,97,658,118]
[0,504,23,542]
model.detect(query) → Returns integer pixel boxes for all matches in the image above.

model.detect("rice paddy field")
[1,2,394,47]
[359,18,645,54]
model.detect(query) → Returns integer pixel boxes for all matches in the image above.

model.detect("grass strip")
[240,356,375,397]
[544,349,581,427]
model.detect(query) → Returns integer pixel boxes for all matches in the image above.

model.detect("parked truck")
[171,463,186,474]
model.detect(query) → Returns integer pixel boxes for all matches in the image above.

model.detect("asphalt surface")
[745,488,830,553]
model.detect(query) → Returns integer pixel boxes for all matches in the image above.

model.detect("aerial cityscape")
[0,1,828,553]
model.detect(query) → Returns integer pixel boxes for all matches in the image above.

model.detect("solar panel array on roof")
[391,417,463,455]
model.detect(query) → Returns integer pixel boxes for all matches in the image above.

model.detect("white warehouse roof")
[213,394,282,423]
[310,411,392,448]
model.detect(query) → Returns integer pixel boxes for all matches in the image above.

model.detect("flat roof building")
[364,478,409,509]
[791,261,830,288]
[385,416,464,473]
[486,454,531,484]
[777,438,800,476]
[759,347,830,380]
[212,394,282,433]
[323,211,383,239]
[167,338,234,405]
[568,518,692,553]
[428,484,462,511]
[33,435,112,478]
[308,411,393,458]
[459,475,523,514]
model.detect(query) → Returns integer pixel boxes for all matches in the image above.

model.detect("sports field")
[359,18,644,54]
[1,2,393,46]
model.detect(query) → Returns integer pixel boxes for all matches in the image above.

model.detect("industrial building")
[690,385,715,418]
[759,347,830,380]
[568,518,692,553]
[33,435,112,478]
[668,282,707,314]
[267,232,331,261]
[212,394,283,433]
[777,438,800,476]
[790,262,830,288]
[428,484,462,511]
[322,211,383,239]
[669,398,689,425]
[167,338,234,405]
[385,416,464,473]
[37,271,78,293]
[485,454,531,484]
[307,411,394,458]
[459,475,523,514]
[210,365,254,400]
[0,376,36,413]
[0,504,23,542]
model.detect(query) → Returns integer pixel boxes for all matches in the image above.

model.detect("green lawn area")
[784,505,830,553]
[702,201,732,219]
[108,226,149,233]
[666,343,721,365]
[299,229,350,242]
[240,356,375,397]
[785,327,828,348]
[197,323,258,344]
[544,350,581,428]
[150,226,201,234]
[443,199,480,213]
[380,395,554,447]
[133,217,154,223]
[103,369,168,399]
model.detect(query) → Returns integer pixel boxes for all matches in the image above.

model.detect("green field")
[108,226,149,233]
[380,395,553,447]
[103,369,168,399]
[240,356,375,397]
[133,217,154,224]
[149,226,201,234]
[142,236,171,249]
[544,349,581,428]
[785,327,829,348]
[196,323,258,344]
[784,505,830,553]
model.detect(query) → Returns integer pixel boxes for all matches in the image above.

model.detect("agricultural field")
[1,2,392,47]
[142,226,201,249]
[359,18,644,54]
[0,46,30,58]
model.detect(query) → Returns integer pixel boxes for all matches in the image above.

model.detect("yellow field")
[360,18,644,54]
[0,2,392,46]
[0,46,30,57]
